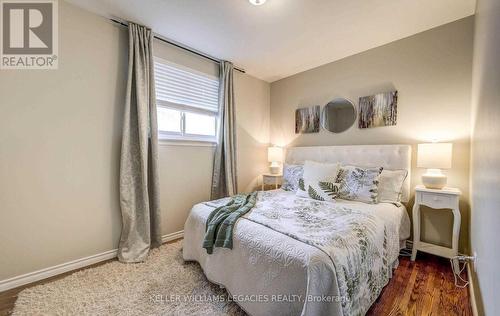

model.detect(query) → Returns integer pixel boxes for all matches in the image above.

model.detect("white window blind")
[155,59,219,112]
[154,58,219,142]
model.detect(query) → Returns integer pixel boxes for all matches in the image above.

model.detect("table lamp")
[417,143,452,189]
[267,146,283,174]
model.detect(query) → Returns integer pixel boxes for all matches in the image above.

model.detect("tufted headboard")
[285,144,412,202]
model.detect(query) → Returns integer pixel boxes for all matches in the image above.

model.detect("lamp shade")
[417,143,452,169]
[268,146,283,163]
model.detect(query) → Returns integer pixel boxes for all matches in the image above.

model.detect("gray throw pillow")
[336,166,383,204]
[282,164,303,191]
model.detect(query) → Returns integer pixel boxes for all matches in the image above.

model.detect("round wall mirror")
[321,98,356,133]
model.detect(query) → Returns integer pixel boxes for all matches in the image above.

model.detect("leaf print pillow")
[336,166,383,204]
[295,160,340,202]
[296,178,340,202]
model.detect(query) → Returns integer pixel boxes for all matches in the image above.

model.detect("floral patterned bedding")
[245,191,400,315]
[183,190,410,316]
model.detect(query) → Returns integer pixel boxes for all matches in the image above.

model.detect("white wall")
[0,1,270,281]
[270,17,474,253]
[470,0,500,314]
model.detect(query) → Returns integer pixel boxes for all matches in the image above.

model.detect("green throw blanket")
[203,192,257,254]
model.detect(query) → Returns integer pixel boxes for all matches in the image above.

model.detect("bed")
[183,145,411,316]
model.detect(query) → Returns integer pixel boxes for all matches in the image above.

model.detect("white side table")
[261,173,282,191]
[411,185,461,270]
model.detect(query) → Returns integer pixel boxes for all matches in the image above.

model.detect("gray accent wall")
[270,17,474,253]
[0,1,270,280]
[470,0,500,314]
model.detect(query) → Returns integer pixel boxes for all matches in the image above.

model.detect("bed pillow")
[336,166,383,204]
[302,160,340,182]
[378,169,408,203]
[296,160,341,201]
[297,178,340,202]
[282,164,303,191]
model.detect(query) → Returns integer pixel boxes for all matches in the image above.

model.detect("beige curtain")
[211,61,238,199]
[118,23,162,263]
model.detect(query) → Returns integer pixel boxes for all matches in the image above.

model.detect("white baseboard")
[0,248,118,293]
[467,264,479,316]
[0,230,184,293]
[162,230,184,243]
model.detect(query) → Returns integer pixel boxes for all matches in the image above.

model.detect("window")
[154,58,219,142]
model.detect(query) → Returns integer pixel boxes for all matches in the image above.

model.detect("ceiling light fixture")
[249,0,266,5]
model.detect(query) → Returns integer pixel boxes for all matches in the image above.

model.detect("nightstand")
[261,173,282,191]
[411,185,461,270]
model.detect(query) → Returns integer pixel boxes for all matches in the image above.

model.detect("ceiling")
[66,0,476,82]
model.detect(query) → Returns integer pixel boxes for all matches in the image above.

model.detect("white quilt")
[183,190,410,316]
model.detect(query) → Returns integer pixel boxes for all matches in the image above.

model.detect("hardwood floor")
[0,245,471,316]
[367,252,471,316]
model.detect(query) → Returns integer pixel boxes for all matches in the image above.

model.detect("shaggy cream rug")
[13,240,246,315]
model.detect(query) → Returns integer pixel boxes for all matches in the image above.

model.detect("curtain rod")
[110,18,245,74]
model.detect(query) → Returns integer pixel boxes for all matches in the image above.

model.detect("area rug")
[12,240,246,315]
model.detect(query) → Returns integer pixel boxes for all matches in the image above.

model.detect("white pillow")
[296,161,340,201]
[378,169,408,203]
[303,160,340,182]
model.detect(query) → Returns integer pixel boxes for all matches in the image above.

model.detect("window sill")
[158,138,217,147]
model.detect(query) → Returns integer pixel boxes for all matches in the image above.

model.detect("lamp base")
[422,169,447,189]
[269,162,280,175]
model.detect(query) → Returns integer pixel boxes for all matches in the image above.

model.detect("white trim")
[162,230,185,243]
[0,249,117,292]
[159,131,217,143]
[157,105,218,143]
[159,139,216,147]
[157,99,218,116]
[0,231,184,293]
[467,264,479,316]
